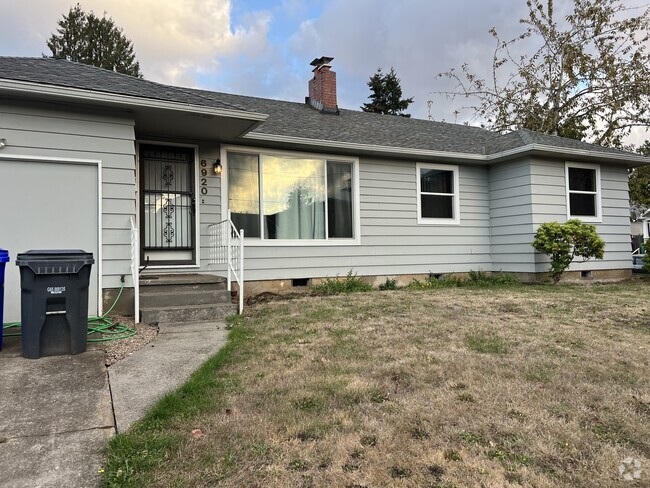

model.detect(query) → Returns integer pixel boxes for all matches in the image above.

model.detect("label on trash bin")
[46,286,66,295]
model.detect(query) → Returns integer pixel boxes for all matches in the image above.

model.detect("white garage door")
[0,157,99,323]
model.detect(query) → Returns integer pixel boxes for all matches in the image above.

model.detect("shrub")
[406,271,519,290]
[531,219,605,283]
[378,278,397,291]
[312,270,372,295]
[467,269,519,286]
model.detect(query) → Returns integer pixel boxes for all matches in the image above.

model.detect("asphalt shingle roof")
[183,88,493,154]
[0,57,640,159]
[0,57,243,112]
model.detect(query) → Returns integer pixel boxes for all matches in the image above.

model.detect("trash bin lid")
[0,248,8,263]
[16,250,94,274]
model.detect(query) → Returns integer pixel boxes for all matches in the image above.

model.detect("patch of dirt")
[245,291,310,306]
[88,315,159,366]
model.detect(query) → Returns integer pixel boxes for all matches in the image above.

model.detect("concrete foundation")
[241,269,632,297]
[105,269,633,313]
[102,287,135,316]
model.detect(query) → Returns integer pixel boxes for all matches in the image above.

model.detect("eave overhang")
[244,132,650,167]
[0,78,268,141]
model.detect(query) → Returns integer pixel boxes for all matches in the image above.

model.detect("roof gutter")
[488,143,650,166]
[243,132,486,161]
[0,78,268,123]
[246,133,650,166]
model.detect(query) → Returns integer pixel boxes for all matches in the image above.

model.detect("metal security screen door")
[140,144,196,265]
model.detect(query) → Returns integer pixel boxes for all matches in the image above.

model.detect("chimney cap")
[310,56,334,68]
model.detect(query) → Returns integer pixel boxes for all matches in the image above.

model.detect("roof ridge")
[483,130,529,154]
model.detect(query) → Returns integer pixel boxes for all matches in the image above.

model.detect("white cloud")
[0,0,271,87]
[287,0,532,118]
[1,0,647,146]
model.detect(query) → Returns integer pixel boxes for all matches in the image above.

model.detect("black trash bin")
[16,250,94,359]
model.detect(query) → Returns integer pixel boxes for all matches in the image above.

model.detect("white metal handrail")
[208,212,245,314]
[129,217,140,321]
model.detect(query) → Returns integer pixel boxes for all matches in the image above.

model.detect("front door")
[140,144,196,265]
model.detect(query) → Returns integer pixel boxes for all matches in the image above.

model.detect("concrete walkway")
[109,322,228,432]
[0,321,228,488]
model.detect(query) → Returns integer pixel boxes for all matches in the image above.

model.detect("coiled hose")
[2,283,136,342]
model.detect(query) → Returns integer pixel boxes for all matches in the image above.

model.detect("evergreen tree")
[361,67,414,117]
[47,4,142,77]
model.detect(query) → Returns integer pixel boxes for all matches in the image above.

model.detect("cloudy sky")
[1,0,648,144]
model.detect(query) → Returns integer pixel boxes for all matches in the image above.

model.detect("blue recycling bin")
[0,249,9,351]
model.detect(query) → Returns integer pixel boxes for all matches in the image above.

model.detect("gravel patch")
[87,315,159,366]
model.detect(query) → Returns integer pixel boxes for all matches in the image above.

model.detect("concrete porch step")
[139,273,226,286]
[138,274,237,324]
[139,274,227,293]
[140,304,237,325]
[140,289,232,308]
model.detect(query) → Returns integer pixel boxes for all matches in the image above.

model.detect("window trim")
[565,162,602,223]
[220,145,361,246]
[416,162,461,225]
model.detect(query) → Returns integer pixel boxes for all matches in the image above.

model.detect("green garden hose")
[2,283,136,342]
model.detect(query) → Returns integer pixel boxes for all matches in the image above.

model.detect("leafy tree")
[433,0,650,147]
[361,67,414,117]
[532,220,605,282]
[629,141,650,220]
[47,3,142,77]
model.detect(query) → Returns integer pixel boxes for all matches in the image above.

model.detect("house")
[0,56,647,321]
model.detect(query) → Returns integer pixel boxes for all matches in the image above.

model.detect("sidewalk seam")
[106,367,119,435]
[3,425,114,440]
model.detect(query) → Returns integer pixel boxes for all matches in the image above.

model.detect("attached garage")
[0,155,101,322]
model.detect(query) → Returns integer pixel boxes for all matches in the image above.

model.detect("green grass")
[101,315,252,487]
[101,282,650,487]
[464,333,511,354]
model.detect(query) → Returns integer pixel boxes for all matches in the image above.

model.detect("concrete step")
[139,274,227,293]
[140,289,232,308]
[140,304,237,324]
[140,273,226,286]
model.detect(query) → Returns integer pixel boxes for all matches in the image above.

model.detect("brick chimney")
[307,56,338,114]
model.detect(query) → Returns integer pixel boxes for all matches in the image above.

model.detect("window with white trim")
[227,150,356,241]
[566,163,601,221]
[416,163,460,224]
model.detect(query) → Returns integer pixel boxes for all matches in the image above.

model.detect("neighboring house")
[0,56,648,321]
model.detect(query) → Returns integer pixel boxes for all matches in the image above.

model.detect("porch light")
[213,159,222,175]
[0,138,6,149]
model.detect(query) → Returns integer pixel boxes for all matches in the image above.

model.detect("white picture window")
[416,163,460,224]
[225,149,358,244]
[565,163,601,222]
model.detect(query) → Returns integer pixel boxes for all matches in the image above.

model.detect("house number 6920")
[200,160,209,197]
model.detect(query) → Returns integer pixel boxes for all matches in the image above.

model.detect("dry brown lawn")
[104,282,650,487]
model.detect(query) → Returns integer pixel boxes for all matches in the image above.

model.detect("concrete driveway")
[0,321,227,488]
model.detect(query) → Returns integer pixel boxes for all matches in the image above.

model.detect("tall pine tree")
[47,4,142,77]
[361,67,413,117]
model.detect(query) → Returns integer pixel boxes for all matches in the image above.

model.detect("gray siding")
[529,159,631,272]
[193,152,631,281]
[218,156,492,281]
[488,158,631,275]
[0,101,136,289]
[196,142,222,270]
[488,159,536,272]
